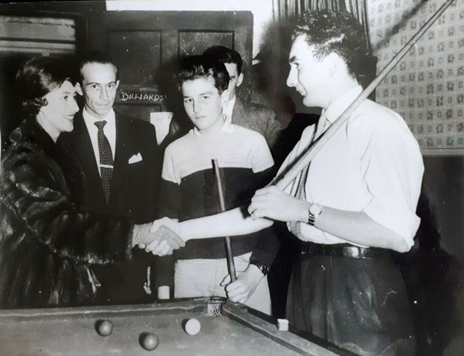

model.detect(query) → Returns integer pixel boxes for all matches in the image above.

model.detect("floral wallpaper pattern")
[368,0,464,153]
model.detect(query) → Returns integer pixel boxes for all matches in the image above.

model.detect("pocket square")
[128,153,143,164]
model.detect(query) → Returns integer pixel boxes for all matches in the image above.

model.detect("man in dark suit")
[203,46,281,152]
[59,51,160,304]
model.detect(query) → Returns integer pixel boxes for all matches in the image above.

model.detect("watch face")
[310,204,322,216]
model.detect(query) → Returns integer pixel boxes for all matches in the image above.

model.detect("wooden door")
[85,11,253,126]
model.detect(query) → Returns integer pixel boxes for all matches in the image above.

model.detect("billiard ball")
[96,320,113,336]
[140,333,159,351]
[184,318,201,336]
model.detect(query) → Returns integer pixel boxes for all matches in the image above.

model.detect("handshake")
[132,218,184,256]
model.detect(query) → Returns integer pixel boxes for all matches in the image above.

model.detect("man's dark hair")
[15,56,75,119]
[177,55,230,94]
[203,46,243,75]
[293,11,368,79]
[79,50,118,83]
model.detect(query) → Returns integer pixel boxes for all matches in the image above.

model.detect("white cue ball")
[184,318,201,336]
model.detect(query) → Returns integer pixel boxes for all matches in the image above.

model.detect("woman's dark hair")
[15,56,74,119]
[176,55,230,94]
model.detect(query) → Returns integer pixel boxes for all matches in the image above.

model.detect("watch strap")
[249,260,270,275]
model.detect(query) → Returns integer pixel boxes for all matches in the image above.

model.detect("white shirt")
[164,118,273,184]
[223,95,236,120]
[279,86,424,249]
[83,108,116,176]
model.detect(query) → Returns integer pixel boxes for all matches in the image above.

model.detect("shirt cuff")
[363,197,420,250]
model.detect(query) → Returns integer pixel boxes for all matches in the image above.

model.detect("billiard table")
[0,298,342,355]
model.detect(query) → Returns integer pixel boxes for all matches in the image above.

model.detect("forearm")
[309,206,411,252]
[179,207,274,241]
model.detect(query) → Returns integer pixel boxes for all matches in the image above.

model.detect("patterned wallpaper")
[368,0,464,154]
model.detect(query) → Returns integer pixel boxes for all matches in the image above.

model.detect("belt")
[300,242,388,259]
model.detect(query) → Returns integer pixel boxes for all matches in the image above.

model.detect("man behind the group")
[58,51,161,304]
[157,55,279,314]
[203,46,281,152]
[149,11,424,355]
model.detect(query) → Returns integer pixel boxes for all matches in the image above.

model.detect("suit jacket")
[58,110,161,304]
[59,111,160,224]
[231,98,281,151]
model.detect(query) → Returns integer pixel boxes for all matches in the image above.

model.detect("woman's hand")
[134,219,185,256]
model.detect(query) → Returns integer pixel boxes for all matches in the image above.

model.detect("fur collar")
[9,119,57,159]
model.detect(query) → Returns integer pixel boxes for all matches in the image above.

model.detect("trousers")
[174,252,271,315]
[286,246,416,356]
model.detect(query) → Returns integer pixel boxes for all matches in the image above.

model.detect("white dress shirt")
[83,108,117,176]
[223,95,236,120]
[279,86,424,249]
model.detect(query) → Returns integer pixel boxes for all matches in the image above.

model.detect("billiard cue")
[272,0,454,191]
[212,159,237,282]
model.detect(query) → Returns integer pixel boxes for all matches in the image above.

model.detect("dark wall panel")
[109,31,161,85]
[178,31,234,56]
[423,156,464,260]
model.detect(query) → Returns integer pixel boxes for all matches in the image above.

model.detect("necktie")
[94,120,113,203]
[288,114,328,239]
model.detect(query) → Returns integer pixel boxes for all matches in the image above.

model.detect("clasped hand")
[133,218,184,256]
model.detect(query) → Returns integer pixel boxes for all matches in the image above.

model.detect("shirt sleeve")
[161,144,179,184]
[250,226,281,267]
[250,133,275,173]
[353,113,424,248]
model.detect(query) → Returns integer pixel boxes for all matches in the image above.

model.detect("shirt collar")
[323,85,363,124]
[223,95,236,119]
[83,107,116,126]
[192,115,235,136]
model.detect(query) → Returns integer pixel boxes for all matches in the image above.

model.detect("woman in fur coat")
[0,57,180,309]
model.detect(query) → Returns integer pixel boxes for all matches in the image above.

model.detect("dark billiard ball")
[96,320,113,336]
[140,333,159,351]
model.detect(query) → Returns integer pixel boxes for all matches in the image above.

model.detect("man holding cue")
[147,11,423,355]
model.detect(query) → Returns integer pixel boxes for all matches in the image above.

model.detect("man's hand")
[248,186,309,222]
[133,221,185,256]
[138,218,185,256]
[149,217,181,235]
[221,264,265,305]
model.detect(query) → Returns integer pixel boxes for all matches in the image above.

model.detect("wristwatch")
[307,203,323,226]
[249,261,270,276]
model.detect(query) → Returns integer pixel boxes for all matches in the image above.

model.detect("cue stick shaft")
[273,0,454,191]
[212,159,237,282]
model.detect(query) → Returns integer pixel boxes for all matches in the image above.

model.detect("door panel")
[86,11,253,124]
[108,31,162,85]
[178,31,234,56]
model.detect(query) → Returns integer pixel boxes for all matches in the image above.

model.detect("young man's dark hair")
[176,55,230,93]
[78,50,119,82]
[203,45,243,75]
[293,10,368,79]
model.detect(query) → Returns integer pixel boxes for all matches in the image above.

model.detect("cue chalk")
[277,319,289,331]
[158,285,170,300]
[212,159,237,282]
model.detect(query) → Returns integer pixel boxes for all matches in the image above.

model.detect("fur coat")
[0,119,133,308]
